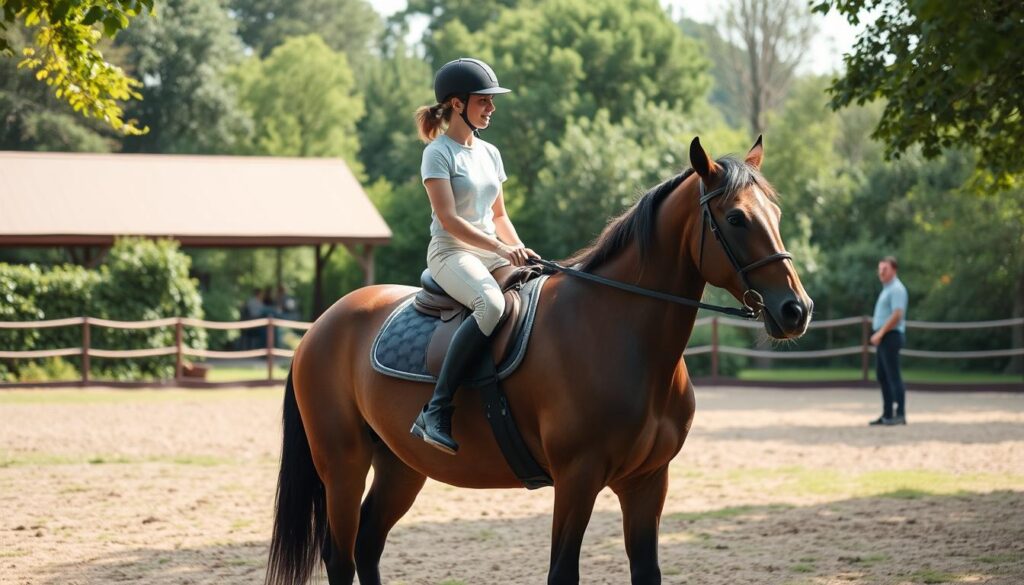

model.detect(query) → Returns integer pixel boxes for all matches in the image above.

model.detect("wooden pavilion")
[0,151,392,315]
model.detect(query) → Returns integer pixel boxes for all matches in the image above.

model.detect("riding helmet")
[433,58,511,104]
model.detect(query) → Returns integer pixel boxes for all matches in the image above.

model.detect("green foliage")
[899,150,1023,371]
[368,178,434,286]
[0,27,115,152]
[0,262,99,381]
[231,34,364,166]
[355,42,433,185]
[91,239,206,381]
[230,0,381,61]
[0,0,150,135]
[430,0,712,194]
[117,0,251,154]
[526,98,746,260]
[814,0,1024,182]
[0,238,206,382]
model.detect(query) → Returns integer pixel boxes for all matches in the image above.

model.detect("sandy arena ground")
[1,385,1022,585]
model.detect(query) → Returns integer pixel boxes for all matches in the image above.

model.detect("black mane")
[564,157,776,272]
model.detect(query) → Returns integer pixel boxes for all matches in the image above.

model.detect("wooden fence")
[0,316,310,387]
[1,315,1021,390]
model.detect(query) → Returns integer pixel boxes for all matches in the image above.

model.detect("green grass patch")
[737,367,1022,384]
[908,569,958,583]
[205,365,289,382]
[723,467,1024,499]
[791,562,815,573]
[0,451,245,467]
[668,504,794,522]
[0,388,281,404]
[977,553,1019,564]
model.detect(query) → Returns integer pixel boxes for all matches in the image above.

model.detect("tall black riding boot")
[410,316,491,454]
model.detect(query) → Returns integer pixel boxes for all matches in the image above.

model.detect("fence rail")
[0,315,1020,388]
[0,316,312,386]
[685,315,1023,389]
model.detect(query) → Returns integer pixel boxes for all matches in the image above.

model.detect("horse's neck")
[580,181,706,370]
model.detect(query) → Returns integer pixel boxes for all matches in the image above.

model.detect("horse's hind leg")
[300,373,374,585]
[611,466,669,585]
[318,436,373,585]
[354,441,428,585]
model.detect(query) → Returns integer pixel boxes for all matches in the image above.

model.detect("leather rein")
[530,178,792,320]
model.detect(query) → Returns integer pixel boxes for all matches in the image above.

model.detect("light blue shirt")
[420,134,507,238]
[873,276,908,333]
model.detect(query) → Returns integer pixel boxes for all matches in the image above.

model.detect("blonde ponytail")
[415,102,453,143]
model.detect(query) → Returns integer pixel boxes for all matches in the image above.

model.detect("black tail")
[265,370,328,585]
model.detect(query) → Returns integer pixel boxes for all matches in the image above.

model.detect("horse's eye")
[726,213,745,227]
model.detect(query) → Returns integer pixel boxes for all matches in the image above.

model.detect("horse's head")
[688,136,813,339]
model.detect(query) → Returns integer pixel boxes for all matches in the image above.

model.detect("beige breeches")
[426,235,511,336]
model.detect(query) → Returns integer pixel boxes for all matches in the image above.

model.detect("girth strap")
[469,357,553,490]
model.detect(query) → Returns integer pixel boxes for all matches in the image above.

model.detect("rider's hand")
[497,243,531,266]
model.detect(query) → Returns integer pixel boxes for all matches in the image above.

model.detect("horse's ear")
[745,135,764,169]
[689,137,719,179]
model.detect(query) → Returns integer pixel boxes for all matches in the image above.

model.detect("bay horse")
[265,137,812,585]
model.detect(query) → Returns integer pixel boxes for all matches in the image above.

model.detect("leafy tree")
[368,177,434,286]
[527,97,747,260]
[0,0,149,135]
[430,0,712,195]
[399,0,515,58]
[0,26,115,151]
[231,34,364,164]
[355,41,433,185]
[898,150,1024,372]
[230,0,381,60]
[117,0,251,154]
[814,0,1024,181]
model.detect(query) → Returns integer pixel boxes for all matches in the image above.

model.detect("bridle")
[697,179,792,316]
[531,174,792,320]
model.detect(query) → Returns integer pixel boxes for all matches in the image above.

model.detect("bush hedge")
[0,238,206,381]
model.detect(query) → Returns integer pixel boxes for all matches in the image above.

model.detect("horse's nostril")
[781,300,804,326]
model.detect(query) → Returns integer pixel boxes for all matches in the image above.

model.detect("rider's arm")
[492,189,523,246]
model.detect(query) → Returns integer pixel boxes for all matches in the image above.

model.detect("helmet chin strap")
[459,94,481,137]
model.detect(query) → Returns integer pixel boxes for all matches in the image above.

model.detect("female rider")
[409,57,539,455]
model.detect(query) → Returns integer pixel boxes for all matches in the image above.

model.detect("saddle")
[414,264,542,377]
[370,264,553,489]
[371,265,548,383]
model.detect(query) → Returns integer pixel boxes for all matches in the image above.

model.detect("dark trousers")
[876,330,906,417]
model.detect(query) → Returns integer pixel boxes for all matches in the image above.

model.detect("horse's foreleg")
[548,470,604,585]
[611,466,669,585]
[354,442,427,585]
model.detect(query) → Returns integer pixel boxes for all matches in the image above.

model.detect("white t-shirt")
[420,134,507,238]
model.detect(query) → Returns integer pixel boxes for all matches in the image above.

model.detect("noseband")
[697,180,793,315]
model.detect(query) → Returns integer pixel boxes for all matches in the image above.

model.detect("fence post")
[81,317,90,386]
[861,315,870,382]
[266,319,275,381]
[711,317,719,382]
[175,318,184,382]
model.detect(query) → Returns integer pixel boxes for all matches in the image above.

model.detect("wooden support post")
[711,317,719,381]
[861,316,871,382]
[362,245,375,286]
[81,317,90,386]
[175,318,184,382]
[266,319,275,381]
[313,244,337,319]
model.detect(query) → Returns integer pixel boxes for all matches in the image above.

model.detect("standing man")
[869,256,909,425]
